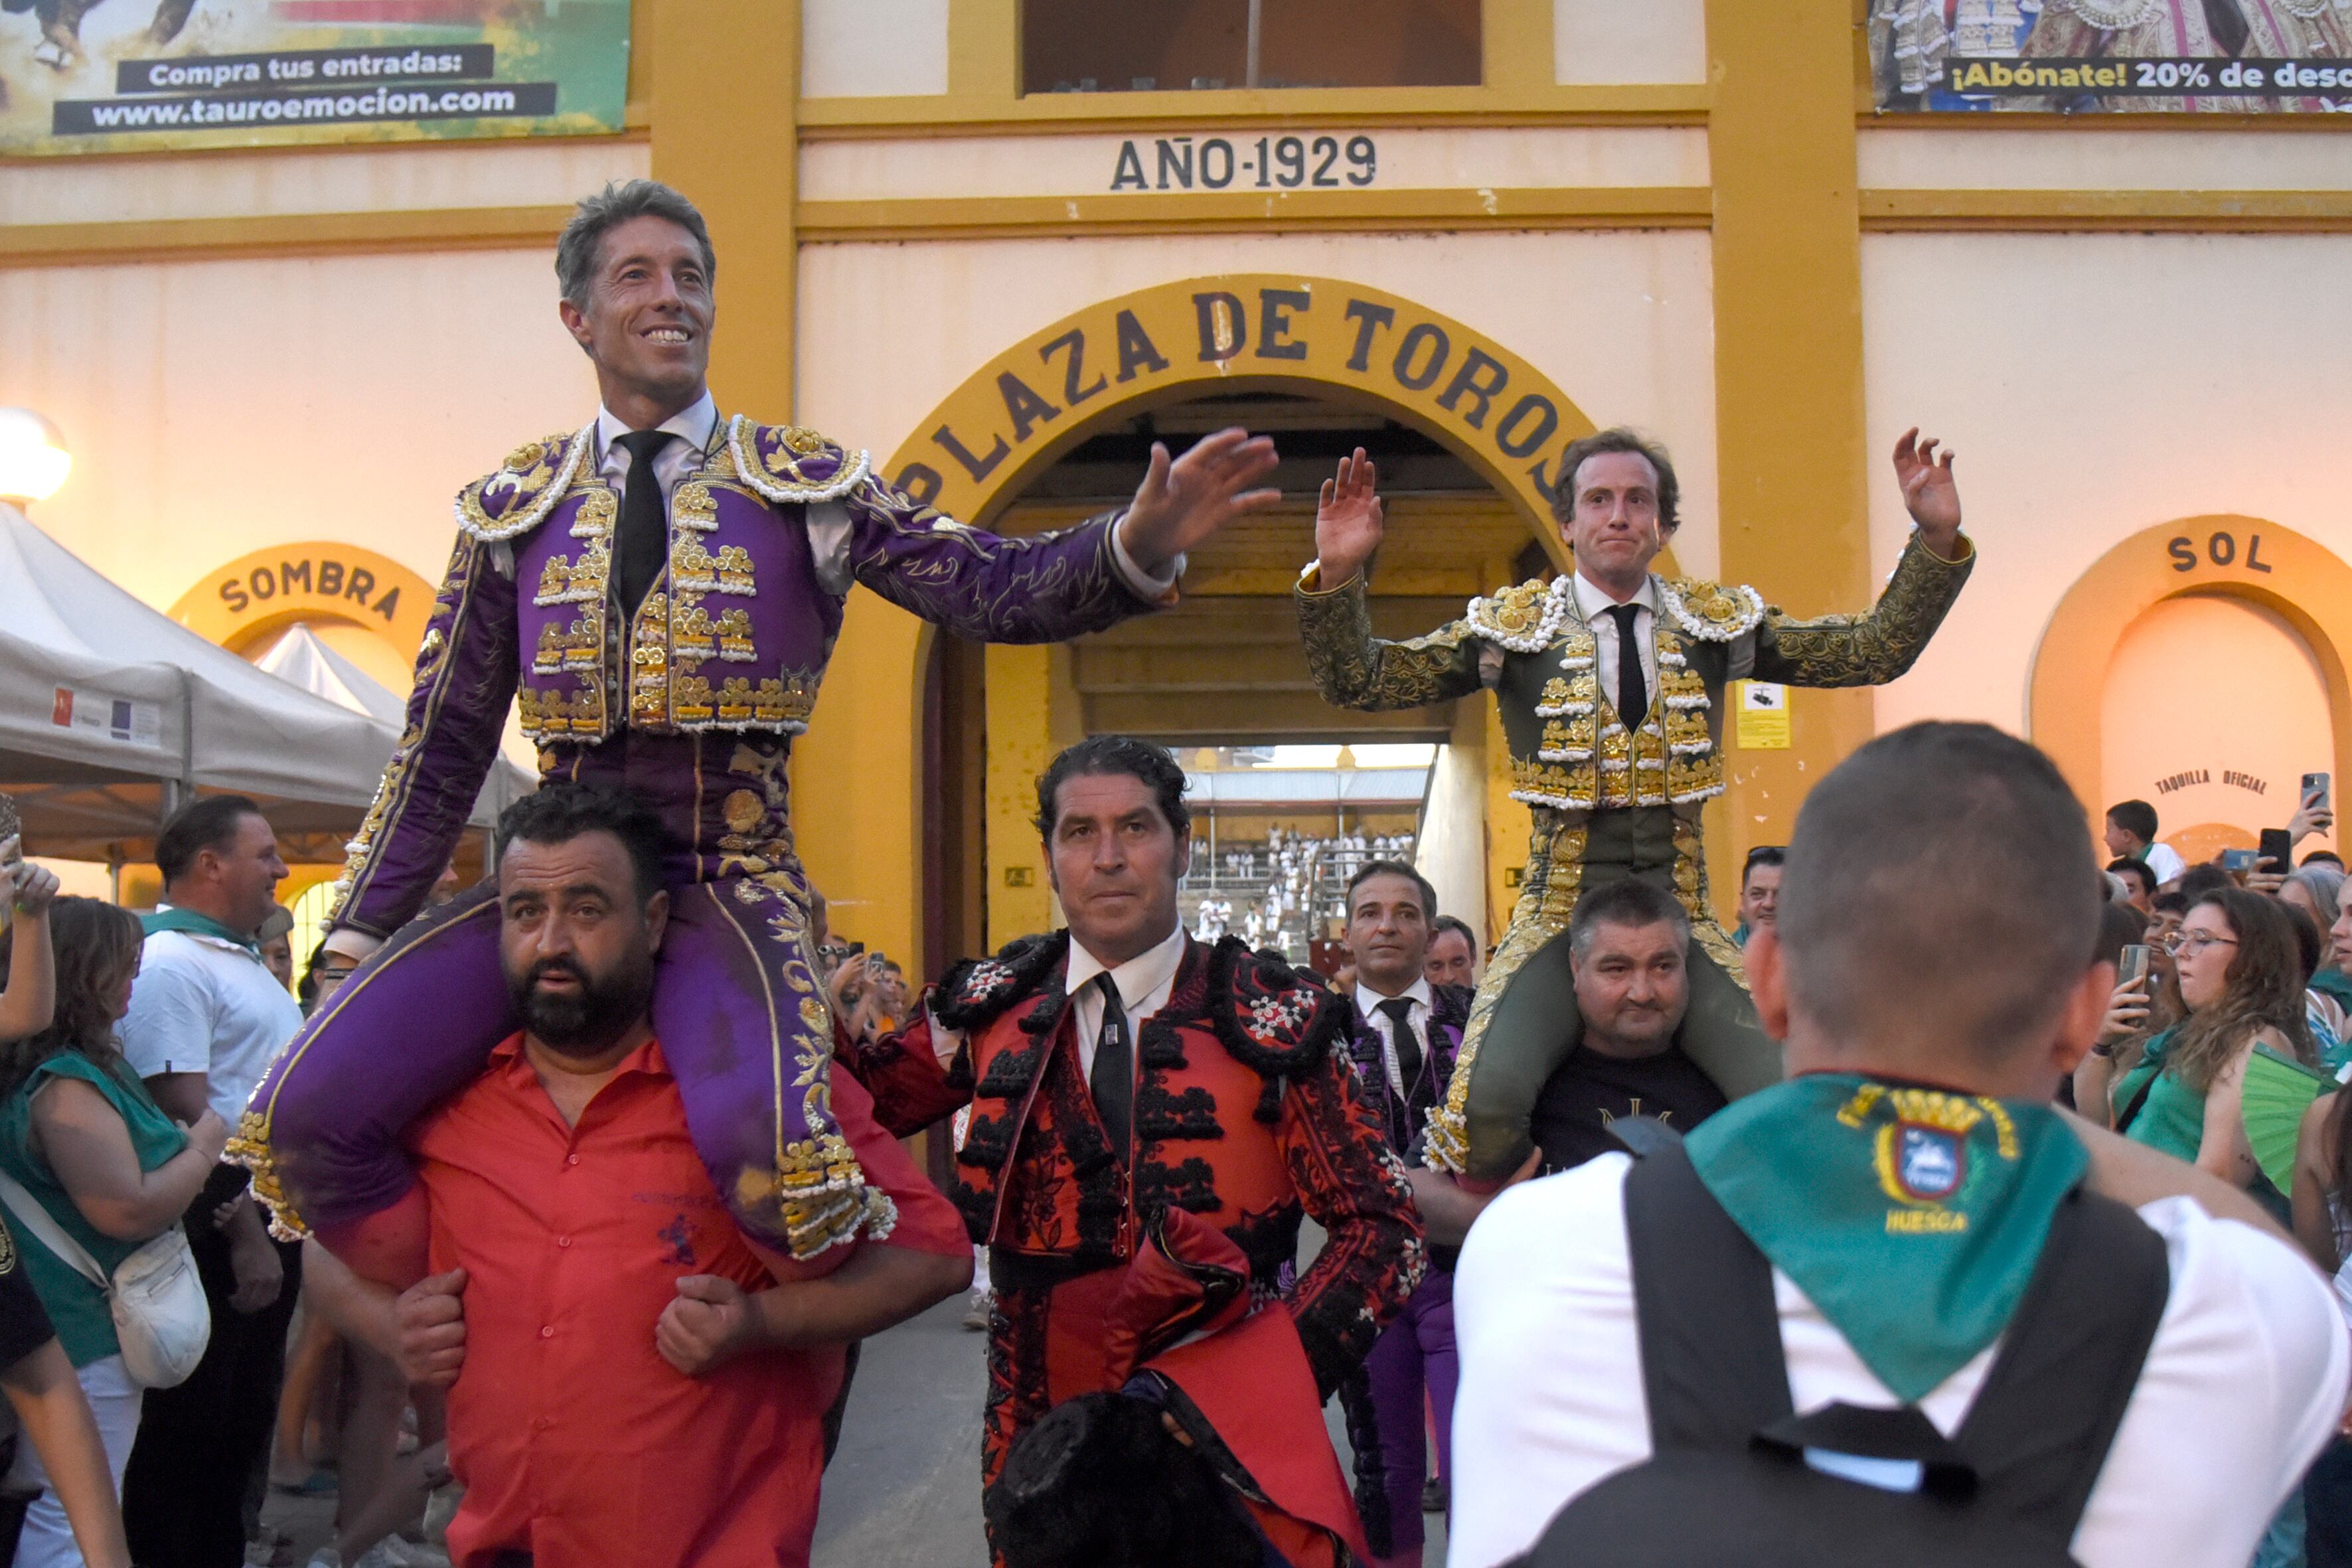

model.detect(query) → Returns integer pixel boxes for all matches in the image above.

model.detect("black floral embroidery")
[937,931,1069,1032]
[1135,1082,1222,1143]
[1135,1155,1219,1217]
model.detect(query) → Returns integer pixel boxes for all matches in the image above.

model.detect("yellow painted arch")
[171,542,436,659]
[803,275,1624,969]
[2029,516,2352,821]
[878,273,1603,562]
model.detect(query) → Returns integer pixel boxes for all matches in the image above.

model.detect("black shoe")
[1422,1476,1449,1514]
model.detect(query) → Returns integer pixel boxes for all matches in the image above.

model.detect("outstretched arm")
[1748,430,1974,689]
[1295,449,1486,712]
[843,428,1279,643]
[832,1006,973,1139]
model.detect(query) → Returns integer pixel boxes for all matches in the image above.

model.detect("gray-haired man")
[239,179,1287,1277]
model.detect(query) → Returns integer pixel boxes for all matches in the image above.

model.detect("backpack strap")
[1949,1185,2170,1539]
[1623,1140,1794,1451]
[2113,1067,2161,1137]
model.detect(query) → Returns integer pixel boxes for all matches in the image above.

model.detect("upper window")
[1023,0,1482,94]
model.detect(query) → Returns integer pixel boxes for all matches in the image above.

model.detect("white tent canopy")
[256,622,532,819]
[254,623,410,727]
[0,504,514,862]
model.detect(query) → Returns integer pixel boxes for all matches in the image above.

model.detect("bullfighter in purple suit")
[1330,859,1470,1568]
[230,180,1281,1272]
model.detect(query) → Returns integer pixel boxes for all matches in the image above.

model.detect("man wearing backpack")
[1449,722,2349,1568]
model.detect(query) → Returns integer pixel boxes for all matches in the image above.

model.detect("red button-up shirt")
[411,1032,965,1568]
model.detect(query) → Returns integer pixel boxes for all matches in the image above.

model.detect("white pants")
[9,1354,141,1568]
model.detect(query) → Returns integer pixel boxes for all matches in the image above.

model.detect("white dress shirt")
[1065,923,1190,1081]
[1570,572,1658,716]
[1557,569,1762,695]
[2144,842,2188,886]
[593,390,718,509]
[591,389,1177,601]
[1354,977,1435,1098]
[1447,1154,2351,1568]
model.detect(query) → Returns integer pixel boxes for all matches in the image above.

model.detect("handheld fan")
[2242,1044,2335,1195]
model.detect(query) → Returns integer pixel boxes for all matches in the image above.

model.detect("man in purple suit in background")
[1332,858,1469,1568]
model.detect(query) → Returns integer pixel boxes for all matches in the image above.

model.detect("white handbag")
[0,1170,209,1389]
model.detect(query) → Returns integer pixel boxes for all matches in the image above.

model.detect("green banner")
[1,0,627,155]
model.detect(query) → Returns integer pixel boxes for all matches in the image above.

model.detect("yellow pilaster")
[795,602,926,964]
[648,0,921,961]
[649,0,798,419]
[949,0,1020,100]
[986,643,1056,948]
[1483,0,1555,92]
[1704,0,1872,914]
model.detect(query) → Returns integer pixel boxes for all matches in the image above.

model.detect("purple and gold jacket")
[332,415,1158,936]
[1345,981,1471,1157]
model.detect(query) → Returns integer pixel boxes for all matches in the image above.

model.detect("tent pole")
[161,667,195,823]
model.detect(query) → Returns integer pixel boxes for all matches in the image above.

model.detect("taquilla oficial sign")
[886,275,1600,540]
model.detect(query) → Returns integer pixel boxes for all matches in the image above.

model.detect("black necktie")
[1606,603,1648,722]
[1089,973,1133,1161]
[613,429,678,617]
[1377,998,1425,1096]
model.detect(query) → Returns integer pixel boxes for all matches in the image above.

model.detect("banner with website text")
[1,0,627,156]
[1869,0,2352,112]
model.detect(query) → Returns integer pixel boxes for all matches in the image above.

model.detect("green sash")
[1683,1073,2088,1403]
[141,905,259,955]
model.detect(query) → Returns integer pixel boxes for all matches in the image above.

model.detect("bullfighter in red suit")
[840,736,1425,1547]
[988,1208,1375,1568]
[229,180,1282,1271]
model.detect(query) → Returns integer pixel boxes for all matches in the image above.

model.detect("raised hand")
[4,844,57,919]
[1115,427,1281,576]
[2101,975,2150,1042]
[1893,428,1962,554]
[2289,787,2333,846]
[1312,447,1386,587]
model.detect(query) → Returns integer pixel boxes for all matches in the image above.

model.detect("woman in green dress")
[2092,889,2315,1212]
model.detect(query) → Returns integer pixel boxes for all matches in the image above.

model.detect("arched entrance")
[882,275,1601,545]
[165,544,455,927]
[791,275,1614,971]
[2030,518,2352,862]
[169,541,436,696]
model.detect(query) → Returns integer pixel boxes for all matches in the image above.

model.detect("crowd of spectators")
[4,759,2351,1568]
[2069,787,2352,1568]
[1188,826,1420,954]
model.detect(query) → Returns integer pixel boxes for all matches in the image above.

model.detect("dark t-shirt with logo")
[1530,1044,1728,1175]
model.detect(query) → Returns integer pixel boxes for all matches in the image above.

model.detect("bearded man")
[234,179,1281,1273]
[378,783,969,1567]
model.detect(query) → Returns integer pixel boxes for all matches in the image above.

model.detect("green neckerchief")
[1683,1073,2089,1404]
[141,905,259,955]
[2312,969,2352,1010]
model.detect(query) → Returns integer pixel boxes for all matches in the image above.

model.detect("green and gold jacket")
[1296,532,1976,886]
